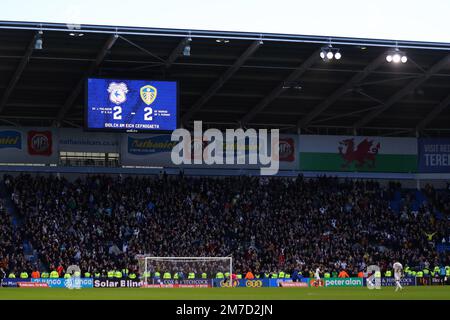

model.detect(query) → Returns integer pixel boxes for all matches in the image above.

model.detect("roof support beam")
[0,33,38,113]
[127,38,189,72]
[0,118,19,126]
[182,40,261,123]
[353,54,450,129]
[118,35,165,63]
[297,54,385,128]
[0,115,82,120]
[416,93,450,132]
[165,37,189,68]
[62,119,82,128]
[311,105,381,124]
[240,49,320,125]
[56,34,118,122]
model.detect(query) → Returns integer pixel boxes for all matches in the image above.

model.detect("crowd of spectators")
[2,173,449,277]
[0,199,28,276]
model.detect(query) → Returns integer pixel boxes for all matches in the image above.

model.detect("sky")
[1,0,450,44]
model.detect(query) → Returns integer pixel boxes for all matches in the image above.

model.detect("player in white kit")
[314,267,321,287]
[393,262,403,291]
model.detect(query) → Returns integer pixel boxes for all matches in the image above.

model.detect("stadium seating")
[0,199,28,276]
[1,174,448,278]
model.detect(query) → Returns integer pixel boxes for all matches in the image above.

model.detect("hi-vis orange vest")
[338,270,349,278]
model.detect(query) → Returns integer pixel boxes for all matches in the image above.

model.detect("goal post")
[136,256,232,285]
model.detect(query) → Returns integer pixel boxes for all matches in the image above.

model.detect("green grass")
[0,286,449,300]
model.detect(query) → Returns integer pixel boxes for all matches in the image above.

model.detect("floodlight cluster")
[386,49,407,63]
[320,47,341,61]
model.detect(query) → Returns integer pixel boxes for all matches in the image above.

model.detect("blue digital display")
[86,78,178,132]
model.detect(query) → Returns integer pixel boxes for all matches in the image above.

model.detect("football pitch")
[0,287,449,300]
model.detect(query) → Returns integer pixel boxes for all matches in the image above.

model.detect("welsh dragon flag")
[299,135,417,173]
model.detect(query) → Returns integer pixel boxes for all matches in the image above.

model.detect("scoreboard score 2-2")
[86,78,178,132]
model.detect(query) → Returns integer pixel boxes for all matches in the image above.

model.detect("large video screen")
[86,78,178,132]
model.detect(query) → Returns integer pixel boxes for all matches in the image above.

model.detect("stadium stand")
[1,173,448,279]
[0,199,28,277]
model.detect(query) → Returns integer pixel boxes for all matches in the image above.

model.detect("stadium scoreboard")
[86,78,178,132]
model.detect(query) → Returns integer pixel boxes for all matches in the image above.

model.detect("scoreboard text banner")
[1,278,30,287]
[418,138,450,173]
[365,277,416,286]
[31,278,93,288]
[86,78,177,132]
[121,133,298,170]
[0,127,57,164]
[213,279,271,287]
[93,278,142,288]
[58,128,120,153]
[324,278,363,287]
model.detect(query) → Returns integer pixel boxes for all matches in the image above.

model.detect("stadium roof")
[1,21,450,137]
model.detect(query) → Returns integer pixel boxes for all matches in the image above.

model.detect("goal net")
[137,256,232,286]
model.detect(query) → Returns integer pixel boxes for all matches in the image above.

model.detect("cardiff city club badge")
[140,85,157,106]
[107,82,128,105]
